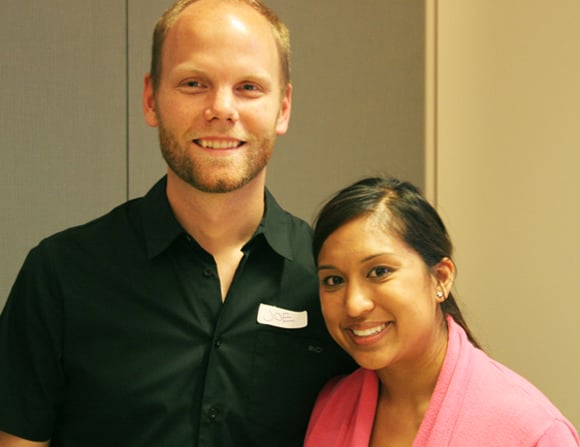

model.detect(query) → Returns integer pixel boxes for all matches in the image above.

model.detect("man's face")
[143,0,292,193]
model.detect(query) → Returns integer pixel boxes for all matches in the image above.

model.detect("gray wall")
[1,1,425,306]
[1,0,128,305]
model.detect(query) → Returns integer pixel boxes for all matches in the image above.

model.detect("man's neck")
[165,170,266,255]
[166,170,267,300]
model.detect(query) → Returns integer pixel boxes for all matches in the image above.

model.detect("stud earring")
[437,291,444,299]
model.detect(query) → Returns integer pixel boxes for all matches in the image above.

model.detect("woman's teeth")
[351,323,387,337]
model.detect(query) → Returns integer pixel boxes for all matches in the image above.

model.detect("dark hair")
[313,176,481,349]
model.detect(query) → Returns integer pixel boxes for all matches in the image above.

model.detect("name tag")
[257,303,308,329]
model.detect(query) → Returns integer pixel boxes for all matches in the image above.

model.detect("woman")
[305,177,579,446]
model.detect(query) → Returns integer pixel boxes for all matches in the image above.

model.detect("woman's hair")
[149,0,291,93]
[313,176,481,349]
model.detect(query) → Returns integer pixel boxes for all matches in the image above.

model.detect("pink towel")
[304,316,579,446]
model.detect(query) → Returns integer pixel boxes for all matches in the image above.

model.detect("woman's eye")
[368,266,390,278]
[321,275,344,287]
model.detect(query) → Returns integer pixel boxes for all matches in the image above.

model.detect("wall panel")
[266,0,426,222]
[437,0,580,427]
[0,0,127,307]
[127,0,173,200]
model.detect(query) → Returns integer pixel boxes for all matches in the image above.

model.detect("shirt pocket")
[246,328,348,434]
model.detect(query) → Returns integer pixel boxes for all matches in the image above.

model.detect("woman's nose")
[344,284,374,317]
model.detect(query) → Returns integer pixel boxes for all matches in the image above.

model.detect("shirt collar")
[141,177,184,259]
[141,177,298,261]
[260,188,295,261]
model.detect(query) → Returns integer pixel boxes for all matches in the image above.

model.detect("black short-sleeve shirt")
[0,177,355,446]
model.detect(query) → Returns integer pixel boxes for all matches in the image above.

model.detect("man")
[0,0,354,445]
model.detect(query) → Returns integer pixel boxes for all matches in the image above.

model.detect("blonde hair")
[149,0,291,92]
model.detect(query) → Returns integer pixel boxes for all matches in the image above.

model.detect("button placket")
[207,407,219,422]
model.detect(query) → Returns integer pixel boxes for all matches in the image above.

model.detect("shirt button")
[214,338,222,348]
[202,268,212,278]
[208,407,218,421]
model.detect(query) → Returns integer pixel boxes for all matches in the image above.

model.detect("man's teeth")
[196,139,241,149]
[351,323,387,337]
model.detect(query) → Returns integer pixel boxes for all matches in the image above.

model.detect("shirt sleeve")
[0,244,64,442]
[535,419,580,447]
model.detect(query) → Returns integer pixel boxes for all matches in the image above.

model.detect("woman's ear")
[433,257,455,300]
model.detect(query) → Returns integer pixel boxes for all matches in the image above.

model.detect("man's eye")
[238,83,262,94]
[178,80,208,94]
[368,266,390,278]
[180,80,204,89]
[321,275,344,287]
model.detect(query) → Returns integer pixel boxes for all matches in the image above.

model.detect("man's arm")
[0,432,49,447]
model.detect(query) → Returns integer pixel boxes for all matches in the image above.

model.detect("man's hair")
[149,0,291,92]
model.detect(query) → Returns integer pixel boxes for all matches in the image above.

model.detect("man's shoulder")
[280,209,313,239]
[40,177,168,251]
[53,198,138,239]
[33,197,144,262]
[263,190,315,263]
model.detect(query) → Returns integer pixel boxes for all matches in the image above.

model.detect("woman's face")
[317,214,451,374]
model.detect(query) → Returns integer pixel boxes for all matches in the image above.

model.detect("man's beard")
[157,122,274,194]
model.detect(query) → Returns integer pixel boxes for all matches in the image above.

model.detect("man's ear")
[275,83,292,136]
[143,74,159,128]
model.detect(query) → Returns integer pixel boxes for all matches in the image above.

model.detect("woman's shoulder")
[471,350,562,417]
[305,369,379,447]
[462,348,578,443]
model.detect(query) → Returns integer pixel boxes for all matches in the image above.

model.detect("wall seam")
[125,0,130,201]
[433,0,438,207]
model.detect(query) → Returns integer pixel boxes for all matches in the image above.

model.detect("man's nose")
[204,88,239,122]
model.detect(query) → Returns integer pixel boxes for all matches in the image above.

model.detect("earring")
[436,291,444,299]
